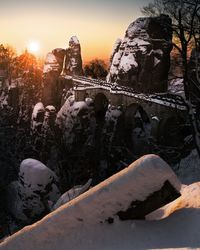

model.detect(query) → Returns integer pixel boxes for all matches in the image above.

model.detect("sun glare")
[28,41,40,54]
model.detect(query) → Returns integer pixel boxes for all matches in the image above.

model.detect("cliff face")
[107,15,172,93]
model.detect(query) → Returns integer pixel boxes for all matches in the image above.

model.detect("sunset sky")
[1,0,151,62]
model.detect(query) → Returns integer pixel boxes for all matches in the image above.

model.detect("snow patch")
[168,78,185,97]
[119,54,138,72]
[69,36,80,45]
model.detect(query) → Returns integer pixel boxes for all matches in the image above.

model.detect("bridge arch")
[93,93,109,120]
[124,103,151,156]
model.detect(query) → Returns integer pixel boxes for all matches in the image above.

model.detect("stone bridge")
[71,76,189,146]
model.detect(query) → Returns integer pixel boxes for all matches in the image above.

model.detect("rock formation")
[31,102,45,133]
[61,36,83,76]
[42,52,62,106]
[56,95,95,151]
[7,159,61,225]
[107,14,173,93]
[43,36,83,107]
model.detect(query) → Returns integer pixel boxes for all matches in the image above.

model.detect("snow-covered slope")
[0,154,186,250]
[1,170,200,250]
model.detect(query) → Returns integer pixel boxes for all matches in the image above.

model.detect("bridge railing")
[71,75,187,111]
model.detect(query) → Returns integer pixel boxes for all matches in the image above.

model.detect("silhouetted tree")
[0,44,16,82]
[15,50,37,75]
[142,0,200,157]
[142,0,200,98]
[84,59,108,79]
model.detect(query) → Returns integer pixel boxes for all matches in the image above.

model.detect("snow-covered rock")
[43,36,83,106]
[42,105,56,131]
[61,35,83,76]
[42,51,61,105]
[107,15,172,93]
[56,95,96,150]
[7,159,61,224]
[102,105,123,151]
[43,53,60,74]
[105,105,122,125]
[0,155,184,250]
[31,102,45,132]
[45,105,56,113]
[168,78,185,97]
[108,38,122,69]
[0,90,8,108]
[52,178,92,211]
[69,36,80,45]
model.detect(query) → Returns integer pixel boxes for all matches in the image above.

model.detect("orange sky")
[0,0,151,62]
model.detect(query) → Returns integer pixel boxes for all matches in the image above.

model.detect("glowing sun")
[28,41,40,54]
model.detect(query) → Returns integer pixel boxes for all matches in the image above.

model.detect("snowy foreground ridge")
[1,155,200,250]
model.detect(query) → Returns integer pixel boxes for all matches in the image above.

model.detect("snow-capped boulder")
[7,159,60,224]
[107,15,172,93]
